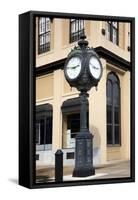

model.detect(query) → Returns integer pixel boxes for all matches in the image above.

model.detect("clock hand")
[91,64,99,70]
[67,65,80,69]
[72,65,79,69]
[94,66,99,70]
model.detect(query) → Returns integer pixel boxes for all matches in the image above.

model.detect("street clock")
[64,34,103,177]
[64,35,103,92]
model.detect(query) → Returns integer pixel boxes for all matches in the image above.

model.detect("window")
[106,21,119,45]
[36,116,52,150]
[106,72,121,145]
[36,104,53,150]
[67,113,80,139]
[36,120,43,145]
[63,112,89,148]
[70,19,84,43]
[61,97,89,149]
[38,17,51,54]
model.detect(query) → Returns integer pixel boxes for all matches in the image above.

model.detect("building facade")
[35,17,131,167]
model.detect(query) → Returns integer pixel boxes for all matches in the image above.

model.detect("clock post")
[64,34,103,177]
[73,91,95,177]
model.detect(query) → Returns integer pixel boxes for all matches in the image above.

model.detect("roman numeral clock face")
[66,57,82,80]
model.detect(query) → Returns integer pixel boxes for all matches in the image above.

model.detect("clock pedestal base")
[72,130,95,177]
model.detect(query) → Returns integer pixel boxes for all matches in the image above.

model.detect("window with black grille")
[70,19,84,43]
[38,17,51,54]
[106,21,119,45]
[106,72,121,146]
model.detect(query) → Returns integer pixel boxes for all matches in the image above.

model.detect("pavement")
[36,160,130,183]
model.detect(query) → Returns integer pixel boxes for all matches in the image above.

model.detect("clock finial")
[78,32,89,49]
[80,34,86,40]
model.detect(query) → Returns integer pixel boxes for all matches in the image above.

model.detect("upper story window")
[70,19,84,43]
[106,21,119,45]
[38,17,51,54]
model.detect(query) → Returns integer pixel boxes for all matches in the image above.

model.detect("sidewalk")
[64,160,130,181]
[36,160,130,183]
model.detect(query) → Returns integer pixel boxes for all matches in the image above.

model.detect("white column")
[120,71,130,160]
[52,69,62,150]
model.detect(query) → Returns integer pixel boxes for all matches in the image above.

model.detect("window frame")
[106,21,119,45]
[38,17,51,54]
[106,72,121,146]
[69,19,85,43]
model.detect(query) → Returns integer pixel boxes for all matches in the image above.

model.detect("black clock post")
[64,34,103,177]
[73,90,95,177]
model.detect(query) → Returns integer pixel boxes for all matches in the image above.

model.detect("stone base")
[73,167,95,177]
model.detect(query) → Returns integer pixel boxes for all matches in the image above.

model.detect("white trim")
[36,98,53,106]
[106,63,126,75]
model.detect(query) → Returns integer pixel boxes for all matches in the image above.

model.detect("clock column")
[73,91,95,177]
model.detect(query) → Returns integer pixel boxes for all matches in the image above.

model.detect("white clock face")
[66,57,81,79]
[89,56,102,79]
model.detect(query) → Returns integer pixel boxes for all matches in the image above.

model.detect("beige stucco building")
[35,17,131,167]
